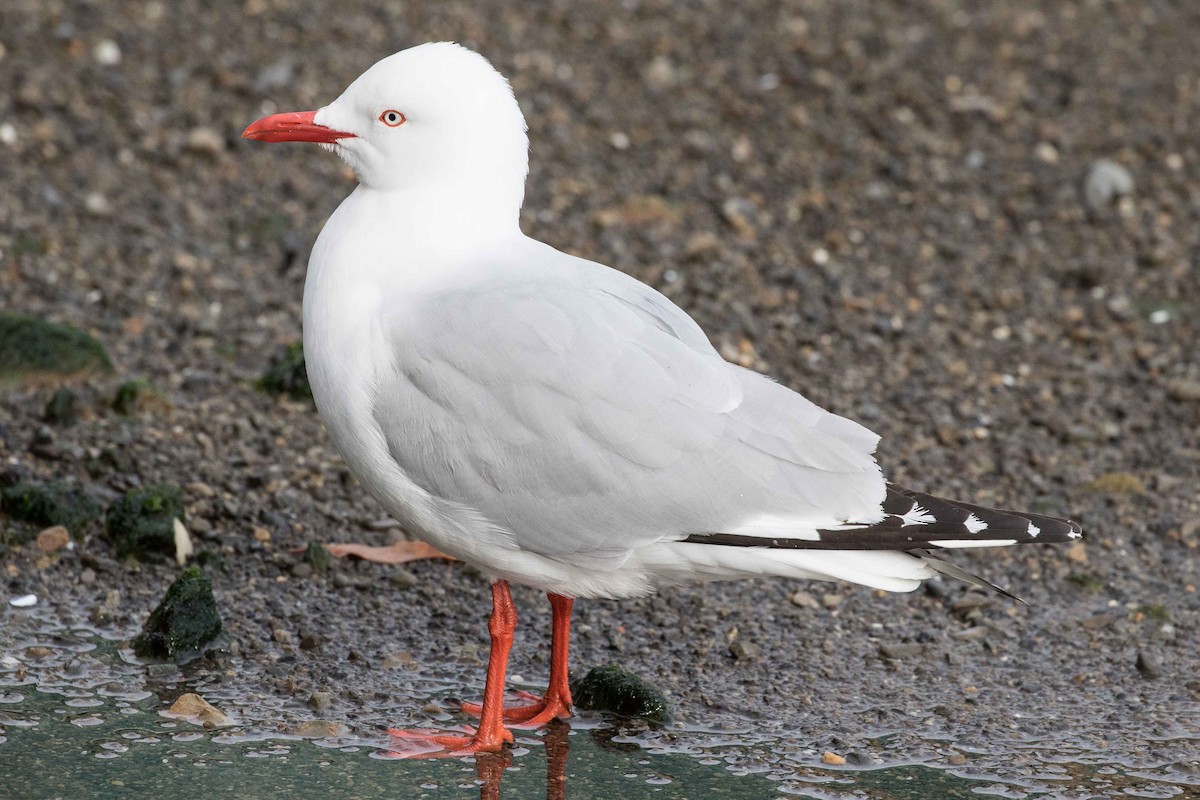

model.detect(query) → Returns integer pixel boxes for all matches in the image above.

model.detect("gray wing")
[371,250,885,563]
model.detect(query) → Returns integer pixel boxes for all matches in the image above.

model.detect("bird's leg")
[463,593,575,727]
[323,539,454,564]
[386,580,517,757]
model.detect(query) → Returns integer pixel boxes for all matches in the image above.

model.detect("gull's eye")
[379,109,406,127]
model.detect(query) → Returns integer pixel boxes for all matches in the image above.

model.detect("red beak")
[241,110,354,144]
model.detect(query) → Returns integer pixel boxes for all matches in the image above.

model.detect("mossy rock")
[112,378,163,415]
[257,341,312,402]
[105,484,186,559]
[1084,471,1146,495]
[302,540,331,573]
[572,664,671,723]
[0,481,103,541]
[131,566,223,661]
[43,387,78,425]
[0,312,113,385]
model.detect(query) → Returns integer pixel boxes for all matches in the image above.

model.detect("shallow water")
[3,603,1197,799]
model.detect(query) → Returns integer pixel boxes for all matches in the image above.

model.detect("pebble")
[307,691,334,712]
[390,568,417,589]
[951,593,993,615]
[93,39,121,66]
[948,753,967,766]
[382,651,415,669]
[821,593,842,609]
[9,594,37,608]
[728,641,760,661]
[185,127,224,156]
[83,192,113,217]
[1166,379,1200,402]
[821,751,846,765]
[879,642,924,660]
[789,590,820,610]
[292,720,348,738]
[166,693,231,727]
[1084,159,1134,211]
[1135,650,1161,679]
[35,525,70,552]
[644,55,677,90]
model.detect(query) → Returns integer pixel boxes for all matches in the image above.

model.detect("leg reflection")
[470,718,573,800]
[544,720,571,800]
[474,748,512,800]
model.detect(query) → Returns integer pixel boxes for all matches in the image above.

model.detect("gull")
[243,42,1082,756]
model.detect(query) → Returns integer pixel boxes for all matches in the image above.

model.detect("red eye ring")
[379,109,406,127]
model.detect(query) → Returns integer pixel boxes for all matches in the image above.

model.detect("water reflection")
[423,720,571,800]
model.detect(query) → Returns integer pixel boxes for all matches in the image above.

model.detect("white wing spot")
[899,502,936,527]
[930,539,1018,549]
[1068,529,1083,539]
[1027,521,1041,538]
[963,513,988,534]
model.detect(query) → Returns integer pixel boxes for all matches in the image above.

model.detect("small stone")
[293,720,348,738]
[382,651,415,669]
[822,593,842,609]
[186,482,216,499]
[298,631,321,651]
[821,751,846,766]
[185,127,224,156]
[307,691,334,712]
[84,192,112,217]
[951,593,993,614]
[1135,650,1161,679]
[1166,379,1200,402]
[80,567,96,585]
[948,753,967,766]
[879,642,924,660]
[165,693,231,727]
[644,55,677,90]
[272,628,291,644]
[35,525,70,552]
[1084,159,1134,211]
[728,641,760,661]
[389,568,417,589]
[252,527,271,543]
[291,562,313,579]
[93,39,122,66]
[10,594,38,609]
[789,590,820,609]
[1065,541,1088,564]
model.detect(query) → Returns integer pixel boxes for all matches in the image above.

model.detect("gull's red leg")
[386,580,517,757]
[463,592,575,727]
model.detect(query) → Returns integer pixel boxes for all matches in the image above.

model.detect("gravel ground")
[2,0,1199,791]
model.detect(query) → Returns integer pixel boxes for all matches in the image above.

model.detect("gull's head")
[243,42,529,202]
